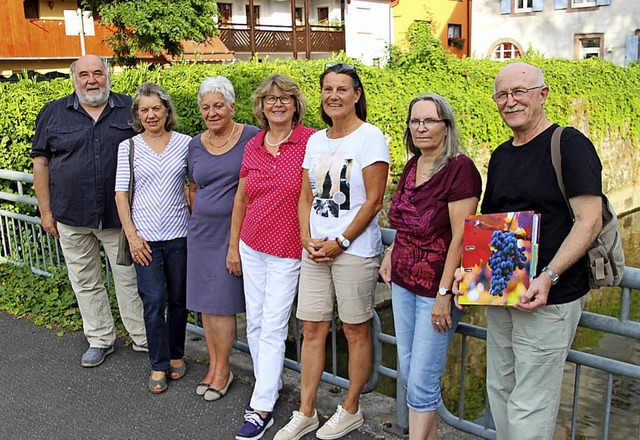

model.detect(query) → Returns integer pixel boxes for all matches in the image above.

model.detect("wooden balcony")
[218,23,345,60]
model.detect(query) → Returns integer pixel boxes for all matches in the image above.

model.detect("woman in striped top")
[115,82,192,394]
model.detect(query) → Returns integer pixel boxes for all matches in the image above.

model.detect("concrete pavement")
[0,311,481,440]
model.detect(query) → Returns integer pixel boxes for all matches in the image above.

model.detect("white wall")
[471,0,638,66]
[344,0,392,66]
[229,1,342,27]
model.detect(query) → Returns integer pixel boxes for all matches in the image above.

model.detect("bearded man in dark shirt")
[32,55,146,368]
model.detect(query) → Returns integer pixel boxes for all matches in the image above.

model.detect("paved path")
[0,312,375,440]
[0,311,482,440]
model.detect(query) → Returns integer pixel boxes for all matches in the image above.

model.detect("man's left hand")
[515,275,552,312]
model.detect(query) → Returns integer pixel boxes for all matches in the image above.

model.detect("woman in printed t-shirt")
[115,82,191,394]
[379,93,482,439]
[229,74,316,440]
[275,63,389,440]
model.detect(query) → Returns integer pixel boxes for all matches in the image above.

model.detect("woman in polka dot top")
[229,74,316,440]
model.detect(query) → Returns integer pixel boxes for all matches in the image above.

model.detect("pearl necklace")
[264,128,293,148]
[206,123,236,149]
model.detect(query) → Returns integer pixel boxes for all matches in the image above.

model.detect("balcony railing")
[218,23,345,57]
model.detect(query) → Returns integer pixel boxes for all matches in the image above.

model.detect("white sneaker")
[274,410,319,440]
[316,405,363,440]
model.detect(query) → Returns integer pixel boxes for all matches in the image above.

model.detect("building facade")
[390,0,471,58]
[472,0,639,66]
[217,0,392,66]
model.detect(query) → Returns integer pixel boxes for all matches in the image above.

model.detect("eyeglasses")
[408,118,445,129]
[264,95,293,105]
[324,63,357,73]
[492,86,545,104]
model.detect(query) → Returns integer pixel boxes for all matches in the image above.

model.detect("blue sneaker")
[235,412,274,440]
[81,346,114,367]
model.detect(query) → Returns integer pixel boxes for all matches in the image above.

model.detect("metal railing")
[2,169,639,439]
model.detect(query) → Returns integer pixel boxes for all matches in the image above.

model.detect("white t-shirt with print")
[302,122,389,257]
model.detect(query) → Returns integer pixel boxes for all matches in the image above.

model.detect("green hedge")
[2,52,639,193]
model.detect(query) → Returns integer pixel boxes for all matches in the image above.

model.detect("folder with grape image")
[458,211,540,306]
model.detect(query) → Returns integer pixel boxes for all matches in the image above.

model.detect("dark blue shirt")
[31,92,134,229]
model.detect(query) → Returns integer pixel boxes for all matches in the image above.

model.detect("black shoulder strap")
[550,126,574,220]
[128,138,135,204]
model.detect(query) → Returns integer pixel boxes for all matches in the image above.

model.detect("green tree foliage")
[81,0,219,66]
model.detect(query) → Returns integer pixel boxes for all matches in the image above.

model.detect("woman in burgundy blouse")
[379,93,482,439]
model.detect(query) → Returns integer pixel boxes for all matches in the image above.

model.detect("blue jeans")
[134,237,187,372]
[392,283,462,412]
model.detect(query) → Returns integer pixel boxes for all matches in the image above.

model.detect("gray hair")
[70,56,110,81]
[130,82,178,133]
[404,93,466,179]
[197,76,235,107]
[70,55,111,100]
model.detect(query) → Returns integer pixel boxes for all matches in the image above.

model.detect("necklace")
[417,156,432,179]
[206,123,236,149]
[265,128,293,148]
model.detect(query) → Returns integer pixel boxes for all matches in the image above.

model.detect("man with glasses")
[470,62,603,439]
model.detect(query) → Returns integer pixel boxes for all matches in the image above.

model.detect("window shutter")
[625,35,639,67]
[554,0,568,9]
[501,0,512,15]
[533,0,544,11]
[596,0,611,6]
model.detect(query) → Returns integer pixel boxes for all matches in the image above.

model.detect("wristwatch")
[541,266,560,285]
[438,287,453,296]
[336,235,351,250]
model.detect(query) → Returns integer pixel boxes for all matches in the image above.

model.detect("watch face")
[438,287,449,296]
[342,238,350,247]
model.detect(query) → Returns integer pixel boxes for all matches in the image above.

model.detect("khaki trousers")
[57,222,146,348]
[487,296,585,440]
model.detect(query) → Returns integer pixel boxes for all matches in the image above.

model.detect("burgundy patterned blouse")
[388,154,482,297]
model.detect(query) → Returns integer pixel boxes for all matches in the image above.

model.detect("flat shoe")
[169,359,186,380]
[203,372,233,401]
[196,382,210,396]
[148,373,167,394]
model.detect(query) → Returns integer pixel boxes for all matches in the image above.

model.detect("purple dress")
[187,124,260,315]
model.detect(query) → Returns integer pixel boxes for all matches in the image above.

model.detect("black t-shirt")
[481,124,602,304]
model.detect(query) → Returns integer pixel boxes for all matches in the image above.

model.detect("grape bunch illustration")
[487,230,527,296]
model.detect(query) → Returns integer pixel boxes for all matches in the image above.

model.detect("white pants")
[57,223,146,348]
[240,241,301,412]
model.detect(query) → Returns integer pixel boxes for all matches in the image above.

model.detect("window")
[317,7,329,25]
[571,0,596,7]
[295,7,303,25]
[576,34,603,59]
[23,0,39,19]
[448,24,462,39]
[515,0,533,12]
[218,3,232,24]
[245,4,260,25]
[491,42,522,61]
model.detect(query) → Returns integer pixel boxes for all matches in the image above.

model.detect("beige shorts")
[296,250,380,324]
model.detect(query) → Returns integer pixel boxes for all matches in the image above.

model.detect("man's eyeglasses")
[492,85,545,104]
[408,118,445,129]
[264,95,293,105]
[324,63,357,73]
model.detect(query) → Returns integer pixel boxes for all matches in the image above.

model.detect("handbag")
[116,139,135,266]
[550,126,624,287]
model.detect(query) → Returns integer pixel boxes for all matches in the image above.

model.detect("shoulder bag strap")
[550,126,575,220]
[128,138,135,206]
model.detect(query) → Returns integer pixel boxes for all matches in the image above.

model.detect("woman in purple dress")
[187,76,260,401]
[379,94,482,440]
